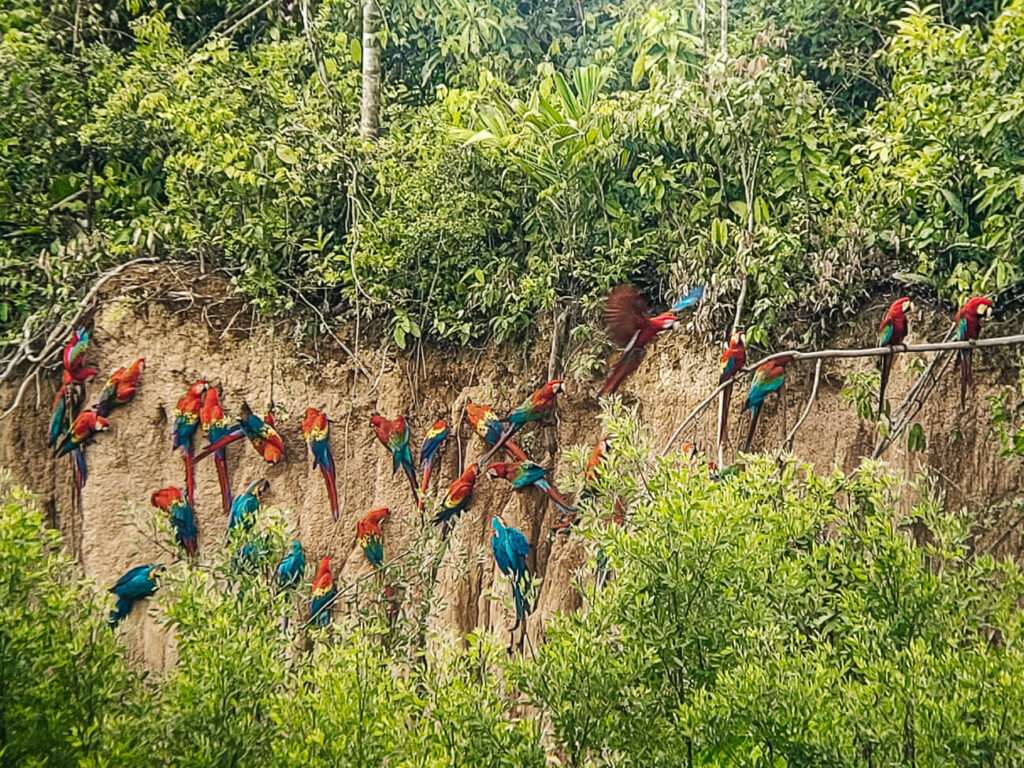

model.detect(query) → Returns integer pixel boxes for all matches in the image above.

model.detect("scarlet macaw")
[601,285,683,395]
[417,420,448,517]
[151,487,197,558]
[743,356,793,452]
[370,414,418,502]
[357,507,390,570]
[309,557,335,626]
[432,462,478,536]
[94,358,145,418]
[109,564,161,627]
[172,381,207,504]
[48,328,98,447]
[955,296,993,407]
[490,515,531,642]
[238,403,285,464]
[718,330,746,448]
[481,380,565,466]
[55,408,109,492]
[200,387,233,516]
[465,402,528,461]
[228,478,268,533]
[485,461,576,515]
[302,408,339,522]
[877,298,913,414]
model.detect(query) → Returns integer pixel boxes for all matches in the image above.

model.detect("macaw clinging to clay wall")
[309,557,335,626]
[302,408,339,522]
[717,330,746,448]
[108,564,161,627]
[357,507,390,571]
[48,327,98,447]
[465,402,528,461]
[200,387,233,516]
[432,462,478,537]
[370,414,418,503]
[55,408,109,494]
[485,461,576,516]
[481,380,565,466]
[94,358,145,419]
[172,380,207,504]
[490,515,531,647]
[743,356,793,452]
[151,487,198,558]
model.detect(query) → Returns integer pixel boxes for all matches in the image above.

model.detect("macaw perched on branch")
[309,557,335,626]
[877,298,913,415]
[276,541,306,591]
[486,461,576,516]
[94,359,145,419]
[357,507,390,570]
[481,380,565,466]
[228,478,269,533]
[955,296,993,407]
[109,564,162,627]
[151,487,197,558]
[199,387,234,516]
[55,408,109,493]
[302,408,339,522]
[172,381,207,504]
[370,415,418,502]
[417,420,448,517]
[490,515,531,646]
[465,402,528,461]
[743,356,793,452]
[432,462,478,537]
[717,330,746,449]
[48,328,98,447]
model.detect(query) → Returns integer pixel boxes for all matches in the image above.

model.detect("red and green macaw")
[465,402,529,461]
[482,380,565,466]
[432,462,478,536]
[955,296,993,407]
[151,487,197,558]
[743,356,793,452]
[601,285,678,395]
[418,420,448,517]
[370,414,418,502]
[877,298,913,414]
[357,506,390,570]
[490,515,531,644]
[55,408,109,493]
[195,403,284,465]
[94,358,145,419]
[486,461,576,516]
[172,381,207,504]
[48,327,98,447]
[585,435,610,484]
[109,564,162,627]
[302,408,339,522]
[200,387,233,516]
[718,330,746,448]
[310,556,335,626]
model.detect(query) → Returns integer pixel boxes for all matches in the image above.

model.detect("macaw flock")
[48,284,995,642]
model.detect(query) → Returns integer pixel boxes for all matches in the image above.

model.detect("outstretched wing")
[604,285,649,347]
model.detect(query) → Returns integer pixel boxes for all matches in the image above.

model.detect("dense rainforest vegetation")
[3,0,1024,361]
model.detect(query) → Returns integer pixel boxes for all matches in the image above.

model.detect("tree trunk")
[719,0,727,56]
[359,0,381,140]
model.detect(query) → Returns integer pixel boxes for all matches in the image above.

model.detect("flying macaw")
[302,408,339,522]
[486,461,576,515]
[276,541,306,591]
[199,387,233,516]
[671,285,705,312]
[432,462,478,536]
[357,506,390,570]
[601,286,678,395]
[228,478,269,533]
[55,408,109,492]
[309,556,335,626]
[743,355,793,452]
[465,402,528,461]
[955,296,993,407]
[94,358,145,418]
[109,564,161,627]
[172,380,207,504]
[151,487,197,558]
[417,420,448,516]
[48,328,98,447]
[482,380,565,466]
[718,330,746,448]
[877,298,913,415]
[490,515,531,642]
[370,414,418,502]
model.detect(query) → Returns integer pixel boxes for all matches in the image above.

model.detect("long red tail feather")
[960,349,972,408]
[194,429,244,463]
[320,464,339,522]
[717,383,733,449]
[878,353,893,416]
[184,451,196,506]
[600,352,644,396]
[744,408,761,453]
[418,463,433,513]
[214,454,232,516]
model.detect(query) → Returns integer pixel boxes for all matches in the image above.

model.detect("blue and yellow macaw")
[109,564,162,627]
[490,515,531,645]
[228,478,268,534]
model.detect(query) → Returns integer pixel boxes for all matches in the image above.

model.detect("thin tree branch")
[783,359,822,451]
